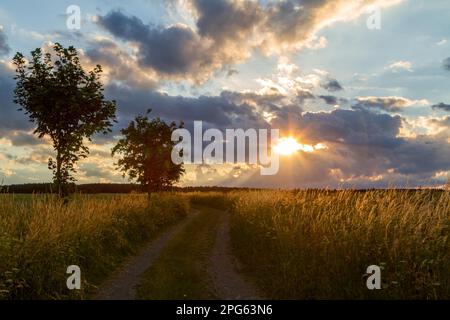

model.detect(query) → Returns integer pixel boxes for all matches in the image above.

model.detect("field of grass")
[227,189,450,299]
[0,193,190,299]
[1,189,450,300]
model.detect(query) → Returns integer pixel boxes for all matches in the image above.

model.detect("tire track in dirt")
[95,210,199,300]
[209,209,263,300]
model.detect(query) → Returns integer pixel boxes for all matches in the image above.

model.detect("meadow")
[0,193,190,299]
[227,189,450,299]
[0,189,449,299]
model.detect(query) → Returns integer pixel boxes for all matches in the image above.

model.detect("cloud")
[279,108,403,148]
[97,10,248,83]
[352,96,429,113]
[387,60,413,72]
[193,0,261,42]
[267,103,450,184]
[100,76,450,188]
[83,38,158,88]
[106,84,269,130]
[390,136,450,176]
[14,147,51,165]
[437,38,447,46]
[1,130,45,147]
[255,60,341,103]
[98,12,210,76]
[0,26,10,56]
[97,0,403,83]
[244,109,450,188]
[79,162,114,179]
[227,69,239,77]
[0,62,33,132]
[432,102,450,112]
[443,57,450,71]
[318,95,347,106]
[319,95,338,105]
[321,79,343,92]
[4,70,449,188]
[428,116,450,129]
[257,0,403,54]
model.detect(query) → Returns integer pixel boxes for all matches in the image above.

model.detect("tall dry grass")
[0,193,190,299]
[228,189,450,299]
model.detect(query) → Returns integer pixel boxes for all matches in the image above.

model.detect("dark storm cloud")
[4,131,43,146]
[351,97,420,113]
[106,90,402,189]
[387,136,450,176]
[96,1,400,83]
[432,102,450,112]
[0,64,47,146]
[319,95,338,105]
[267,107,450,186]
[281,108,403,149]
[105,84,449,183]
[217,131,450,189]
[318,95,347,106]
[84,38,158,88]
[97,11,148,41]
[443,57,450,71]
[321,79,343,92]
[0,64,33,133]
[98,11,206,75]
[106,85,268,130]
[0,29,10,56]
[97,10,238,82]
[193,0,261,41]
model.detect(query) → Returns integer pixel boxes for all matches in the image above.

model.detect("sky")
[0,0,450,188]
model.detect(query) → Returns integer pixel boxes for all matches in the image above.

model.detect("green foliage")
[12,43,116,196]
[112,110,184,195]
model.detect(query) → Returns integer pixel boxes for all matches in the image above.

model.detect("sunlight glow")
[273,137,327,156]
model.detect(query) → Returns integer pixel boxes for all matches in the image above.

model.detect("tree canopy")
[112,110,185,198]
[13,43,116,197]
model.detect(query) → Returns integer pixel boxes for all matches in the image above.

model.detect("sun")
[273,137,303,156]
[273,137,327,156]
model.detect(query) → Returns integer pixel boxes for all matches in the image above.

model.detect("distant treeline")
[0,183,260,194]
[0,183,446,194]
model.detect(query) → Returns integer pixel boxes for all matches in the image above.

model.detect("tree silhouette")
[13,43,116,198]
[112,110,185,202]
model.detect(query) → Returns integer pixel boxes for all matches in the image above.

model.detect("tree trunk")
[56,149,62,198]
[147,191,152,208]
[147,185,157,207]
[55,149,68,201]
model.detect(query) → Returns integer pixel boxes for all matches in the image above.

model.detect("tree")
[112,110,185,202]
[13,43,116,198]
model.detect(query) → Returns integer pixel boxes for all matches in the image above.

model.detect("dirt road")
[95,210,200,300]
[95,207,261,300]
[209,210,262,300]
